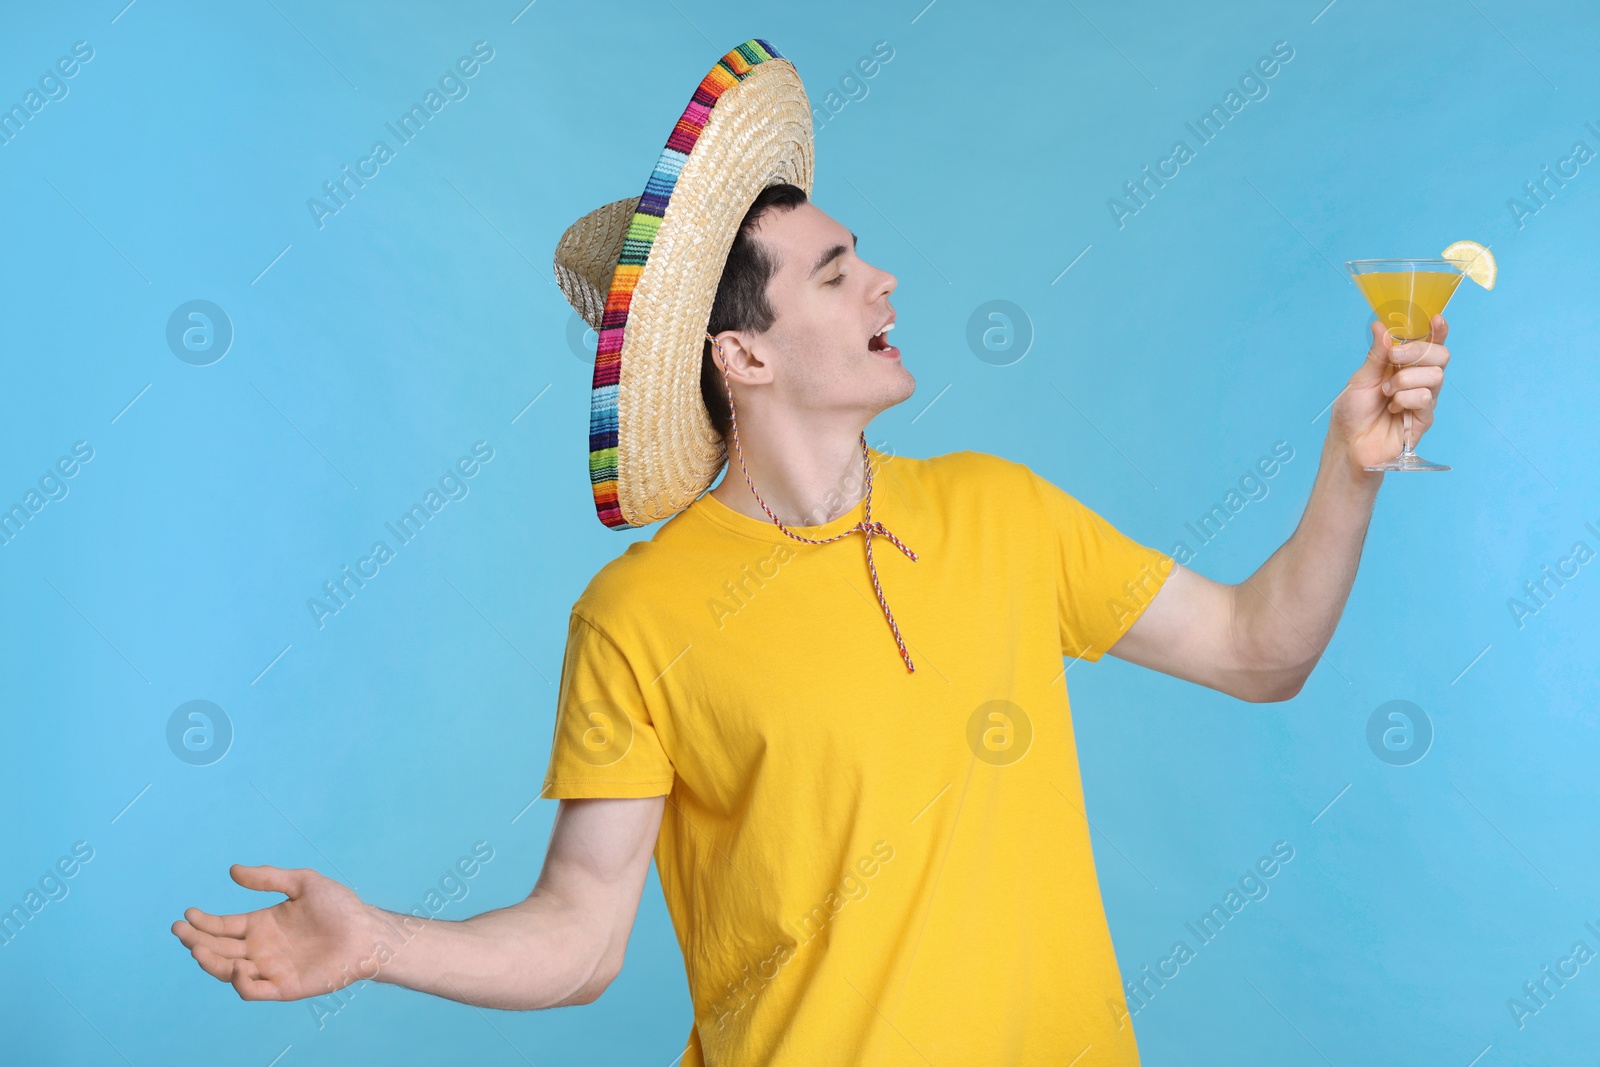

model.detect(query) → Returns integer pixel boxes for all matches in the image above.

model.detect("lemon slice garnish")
[1442,240,1496,290]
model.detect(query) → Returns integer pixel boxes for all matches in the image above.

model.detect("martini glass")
[1345,258,1465,472]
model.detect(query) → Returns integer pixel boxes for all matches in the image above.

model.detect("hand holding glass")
[1344,258,1464,472]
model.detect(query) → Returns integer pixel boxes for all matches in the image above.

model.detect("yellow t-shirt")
[541,448,1174,1066]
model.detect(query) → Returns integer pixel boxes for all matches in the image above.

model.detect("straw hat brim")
[552,40,814,529]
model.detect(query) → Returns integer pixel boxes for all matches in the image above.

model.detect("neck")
[709,415,870,527]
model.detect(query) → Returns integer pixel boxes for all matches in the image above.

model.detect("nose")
[874,263,898,300]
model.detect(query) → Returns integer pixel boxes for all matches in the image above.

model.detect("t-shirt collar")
[686,447,888,544]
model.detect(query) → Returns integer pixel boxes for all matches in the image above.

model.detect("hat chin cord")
[704,332,919,673]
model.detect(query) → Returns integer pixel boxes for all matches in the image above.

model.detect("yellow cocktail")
[1351,269,1465,343]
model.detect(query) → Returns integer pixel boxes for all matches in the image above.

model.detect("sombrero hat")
[552,39,814,529]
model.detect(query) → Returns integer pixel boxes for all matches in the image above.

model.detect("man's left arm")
[1109,316,1452,702]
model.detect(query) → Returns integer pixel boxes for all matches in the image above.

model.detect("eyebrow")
[807,231,858,279]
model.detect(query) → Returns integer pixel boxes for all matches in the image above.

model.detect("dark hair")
[700,182,809,439]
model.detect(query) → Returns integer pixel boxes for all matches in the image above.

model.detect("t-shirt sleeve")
[1024,465,1176,662]
[540,611,677,800]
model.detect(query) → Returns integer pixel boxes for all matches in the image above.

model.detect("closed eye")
[825,273,846,287]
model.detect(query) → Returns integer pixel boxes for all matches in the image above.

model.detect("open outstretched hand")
[1328,316,1451,472]
[171,864,377,1002]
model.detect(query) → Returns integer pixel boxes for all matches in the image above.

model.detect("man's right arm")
[173,794,666,1010]
[373,794,666,1009]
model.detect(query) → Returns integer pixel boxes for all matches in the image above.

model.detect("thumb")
[1348,321,1394,389]
[230,863,302,898]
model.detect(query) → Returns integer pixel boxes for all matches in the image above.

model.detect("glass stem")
[1400,410,1414,458]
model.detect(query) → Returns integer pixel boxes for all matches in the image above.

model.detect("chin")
[884,367,917,407]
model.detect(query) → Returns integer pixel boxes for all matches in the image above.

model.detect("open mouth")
[868,321,897,355]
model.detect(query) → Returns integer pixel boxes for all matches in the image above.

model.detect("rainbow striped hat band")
[551,40,815,529]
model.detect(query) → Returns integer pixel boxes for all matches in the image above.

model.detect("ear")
[707,331,773,386]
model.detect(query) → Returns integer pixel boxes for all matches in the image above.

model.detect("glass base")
[1363,451,1451,472]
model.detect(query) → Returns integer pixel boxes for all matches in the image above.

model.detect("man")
[172,40,1449,1064]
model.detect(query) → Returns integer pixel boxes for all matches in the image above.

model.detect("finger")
[1381,365,1444,396]
[191,941,246,984]
[1403,404,1435,433]
[1388,386,1437,412]
[171,918,248,961]
[230,864,304,899]
[1430,314,1449,345]
[1352,321,1395,387]
[1390,339,1450,369]
[228,957,279,1002]
[199,930,250,960]
[181,907,249,939]
[1366,320,1393,363]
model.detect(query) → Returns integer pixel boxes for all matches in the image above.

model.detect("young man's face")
[730,201,915,423]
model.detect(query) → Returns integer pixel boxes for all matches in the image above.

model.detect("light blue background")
[2,1,1595,1064]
